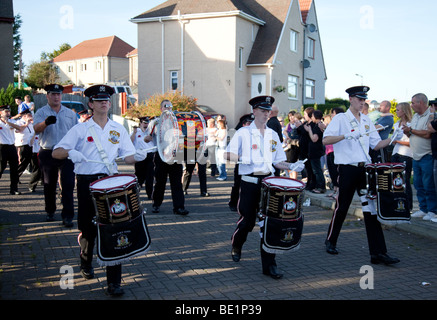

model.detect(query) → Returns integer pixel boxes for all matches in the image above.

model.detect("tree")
[25,60,59,89]
[41,43,71,61]
[13,14,23,73]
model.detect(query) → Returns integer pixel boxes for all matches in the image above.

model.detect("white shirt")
[54,117,136,175]
[0,119,17,145]
[392,121,413,158]
[226,121,286,175]
[409,108,432,161]
[15,121,34,147]
[323,110,381,165]
[132,127,155,152]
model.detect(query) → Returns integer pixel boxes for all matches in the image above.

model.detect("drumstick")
[346,126,388,140]
[389,127,402,145]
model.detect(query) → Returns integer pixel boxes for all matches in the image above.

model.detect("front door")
[251,74,266,97]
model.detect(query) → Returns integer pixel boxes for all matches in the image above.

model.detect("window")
[68,65,73,73]
[307,38,315,59]
[170,71,178,91]
[290,30,298,52]
[81,64,87,71]
[95,61,102,70]
[238,47,244,71]
[288,75,298,100]
[306,79,315,99]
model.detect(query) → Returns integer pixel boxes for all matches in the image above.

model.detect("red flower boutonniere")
[87,136,94,142]
[252,144,258,150]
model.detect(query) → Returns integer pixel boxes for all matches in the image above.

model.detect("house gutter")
[159,17,165,93]
[130,11,265,26]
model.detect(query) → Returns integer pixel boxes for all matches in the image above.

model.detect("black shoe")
[107,283,125,297]
[228,206,237,212]
[28,187,36,193]
[173,208,189,215]
[370,253,400,265]
[325,240,338,255]
[184,190,188,195]
[63,218,74,228]
[10,191,21,195]
[200,192,210,197]
[263,265,283,279]
[231,247,241,262]
[80,266,95,279]
[152,206,160,213]
[46,214,55,222]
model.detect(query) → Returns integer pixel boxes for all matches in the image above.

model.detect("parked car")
[194,105,219,121]
[107,83,137,106]
[61,100,86,113]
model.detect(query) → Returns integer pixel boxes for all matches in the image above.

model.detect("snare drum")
[260,177,305,254]
[157,110,206,164]
[366,163,406,195]
[260,177,306,219]
[90,174,141,224]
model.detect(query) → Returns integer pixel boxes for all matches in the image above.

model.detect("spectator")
[391,102,413,213]
[284,111,301,179]
[427,98,437,222]
[296,107,315,190]
[403,93,436,221]
[216,119,227,181]
[304,110,326,193]
[372,100,394,162]
[267,105,283,176]
[205,118,218,177]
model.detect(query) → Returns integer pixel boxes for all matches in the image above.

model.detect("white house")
[131,0,327,126]
[52,35,135,87]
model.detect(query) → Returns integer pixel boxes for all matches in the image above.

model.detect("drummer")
[52,84,148,296]
[322,85,400,265]
[225,95,305,279]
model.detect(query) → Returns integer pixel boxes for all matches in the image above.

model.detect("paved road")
[1,163,437,306]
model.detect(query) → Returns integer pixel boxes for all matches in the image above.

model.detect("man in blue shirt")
[372,100,394,162]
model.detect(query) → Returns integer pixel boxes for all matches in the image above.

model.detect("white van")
[106,82,137,106]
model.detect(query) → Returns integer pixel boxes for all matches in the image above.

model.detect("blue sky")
[13,0,437,102]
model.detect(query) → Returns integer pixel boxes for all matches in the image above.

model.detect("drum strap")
[345,113,371,163]
[88,126,114,175]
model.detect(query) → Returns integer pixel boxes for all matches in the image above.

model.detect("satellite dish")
[307,23,317,33]
[302,59,311,68]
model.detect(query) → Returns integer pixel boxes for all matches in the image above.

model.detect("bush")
[0,83,33,115]
[125,91,198,119]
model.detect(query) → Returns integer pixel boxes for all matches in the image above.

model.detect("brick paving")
[1,163,437,303]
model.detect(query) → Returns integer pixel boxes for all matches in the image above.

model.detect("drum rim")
[366,162,405,168]
[262,176,306,190]
[90,173,137,191]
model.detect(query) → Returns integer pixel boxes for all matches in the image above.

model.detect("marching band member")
[322,86,400,265]
[144,100,188,215]
[52,85,147,296]
[131,116,155,199]
[225,95,305,279]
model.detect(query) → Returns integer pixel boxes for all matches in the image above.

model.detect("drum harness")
[240,127,274,185]
[344,112,372,164]
[88,126,115,175]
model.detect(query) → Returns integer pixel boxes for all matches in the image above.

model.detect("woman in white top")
[391,102,413,212]
[216,119,227,180]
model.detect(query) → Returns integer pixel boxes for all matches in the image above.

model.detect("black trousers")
[17,145,32,177]
[77,174,121,285]
[182,162,207,194]
[38,149,75,219]
[229,164,241,208]
[152,153,185,210]
[134,152,155,199]
[326,165,387,256]
[232,177,276,272]
[28,152,42,191]
[0,144,19,193]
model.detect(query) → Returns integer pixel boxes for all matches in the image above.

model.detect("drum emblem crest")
[283,198,297,214]
[396,200,406,211]
[283,230,294,241]
[393,174,404,189]
[116,234,130,248]
[110,199,127,216]
[109,130,120,144]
